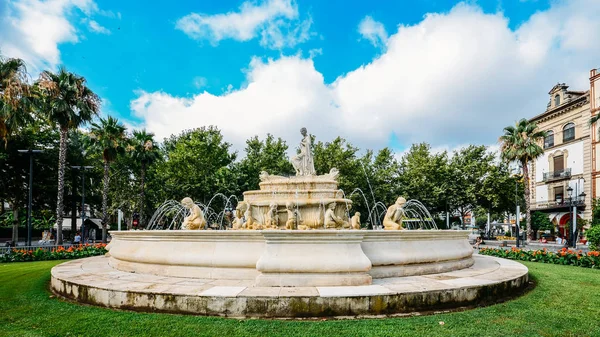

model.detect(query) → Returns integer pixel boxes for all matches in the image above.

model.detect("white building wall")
[536,185,548,202]
[534,140,584,183]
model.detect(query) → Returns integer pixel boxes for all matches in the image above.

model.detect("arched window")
[555,94,561,106]
[544,131,554,148]
[563,122,575,142]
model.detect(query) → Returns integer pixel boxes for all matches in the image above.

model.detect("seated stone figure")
[265,202,279,229]
[180,197,207,230]
[285,201,301,230]
[244,202,262,230]
[324,202,349,229]
[383,197,407,230]
[232,202,246,230]
[351,212,361,230]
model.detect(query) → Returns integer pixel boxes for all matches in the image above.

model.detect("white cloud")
[0,0,113,73]
[308,48,322,58]
[358,16,388,47]
[87,19,110,34]
[193,76,208,89]
[176,0,312,49]
[133,0,600,154]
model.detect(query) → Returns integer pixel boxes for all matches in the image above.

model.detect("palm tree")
[130,129,161,228]
[36,68,100,244]
[89,116,127,242]
[0,55,32,245]
[0,55,31,144]
[499,118,546,242]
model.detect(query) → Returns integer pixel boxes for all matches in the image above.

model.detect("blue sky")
[1,0,598,154]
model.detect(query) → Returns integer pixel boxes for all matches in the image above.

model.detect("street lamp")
[72,166,93,243]
[566,185,586,248]
[18,149,43,246]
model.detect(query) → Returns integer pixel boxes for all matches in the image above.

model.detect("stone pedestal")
[255,230,372,287]
[243,174,352,228]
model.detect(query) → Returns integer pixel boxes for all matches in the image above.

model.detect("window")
[554,186,564,203]
[555,94,560,106]
[553,155,564,174]
[544,131,554,148]
[563,123,575,142]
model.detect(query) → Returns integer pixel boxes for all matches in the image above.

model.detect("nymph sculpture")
[383,197,407,230]
[180,197,207,230]
[291,127,316,176]
[351,212,361,230]
[324,202,349,229]
[285,201,301,230]
[265,202,279,229]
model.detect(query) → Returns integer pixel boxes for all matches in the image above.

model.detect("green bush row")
[1,244,107,263]
[479,247,600,269]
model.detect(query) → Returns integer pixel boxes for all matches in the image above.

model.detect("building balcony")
[542,168,571,182]
[531,196,586,211]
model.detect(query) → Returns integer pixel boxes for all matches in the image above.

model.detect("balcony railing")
[542,168,571,182]
[531,196,586,211]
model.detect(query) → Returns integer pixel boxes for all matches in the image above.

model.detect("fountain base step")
[51,255,529,318]
[255,272,372,287]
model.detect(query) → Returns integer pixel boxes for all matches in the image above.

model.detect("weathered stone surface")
[51,255,528,318]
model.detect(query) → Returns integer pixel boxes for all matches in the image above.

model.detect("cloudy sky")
[1,0,599,154]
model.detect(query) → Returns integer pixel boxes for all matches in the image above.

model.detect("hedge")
[480,247,600,269]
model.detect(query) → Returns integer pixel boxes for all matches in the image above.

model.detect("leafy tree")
[447,145,495,221]
[398,143,448,214]
[531,211,554,239]
[0,55,32,144]
[129,129,161,227]
[236,134,293,192]
[35,68,100,244]
[0,125,59,243]
[89,116,127,242]
[499,118,546,242]
[155,127,238,205]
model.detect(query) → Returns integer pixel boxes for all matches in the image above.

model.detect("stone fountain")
[50,128,529,318]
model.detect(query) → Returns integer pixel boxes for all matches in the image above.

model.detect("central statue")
[291,127,316,176]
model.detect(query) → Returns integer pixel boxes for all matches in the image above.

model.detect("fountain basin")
[107,231,265,280]
[362,231,474,278]
[107,230,473,286]
[255,230,372,287]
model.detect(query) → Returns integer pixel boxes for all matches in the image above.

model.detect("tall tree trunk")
[11,206,18,245]
[102,160,110,243]
[55,128,68,245]
[522,160,532,242]
[139,162,146,228]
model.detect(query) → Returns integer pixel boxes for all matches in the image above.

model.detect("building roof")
[529,90,589,123]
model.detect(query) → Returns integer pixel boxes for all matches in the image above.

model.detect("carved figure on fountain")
[285,201,301,230]
[383,197,407,230]
[324,202,349,229]
[351,212,361,230]
[180,197,207,230]
[264,202,279,229]
[242,202,259,230]
[290,127,316,176]
[232,203,246,230]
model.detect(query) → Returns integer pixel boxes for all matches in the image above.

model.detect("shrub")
[1,243,107,263]
[479,247,599,269]
[586,226,600,251]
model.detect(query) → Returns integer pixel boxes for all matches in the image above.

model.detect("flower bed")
[1,244,107,263]
[479,247,600,269]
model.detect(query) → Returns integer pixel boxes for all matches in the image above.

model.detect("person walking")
[74,232,82,245]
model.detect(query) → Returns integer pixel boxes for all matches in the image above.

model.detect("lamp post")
[72,166,93,242]
[18,149,43,246]
[567,179,586,248]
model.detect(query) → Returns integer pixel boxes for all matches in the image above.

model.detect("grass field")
[1,260,599,337]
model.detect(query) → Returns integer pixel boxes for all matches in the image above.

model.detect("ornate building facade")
[528,79,592,237]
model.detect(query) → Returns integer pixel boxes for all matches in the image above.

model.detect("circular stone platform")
[51,255,528,318]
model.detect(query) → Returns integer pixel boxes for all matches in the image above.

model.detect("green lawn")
[1,261,599,337]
